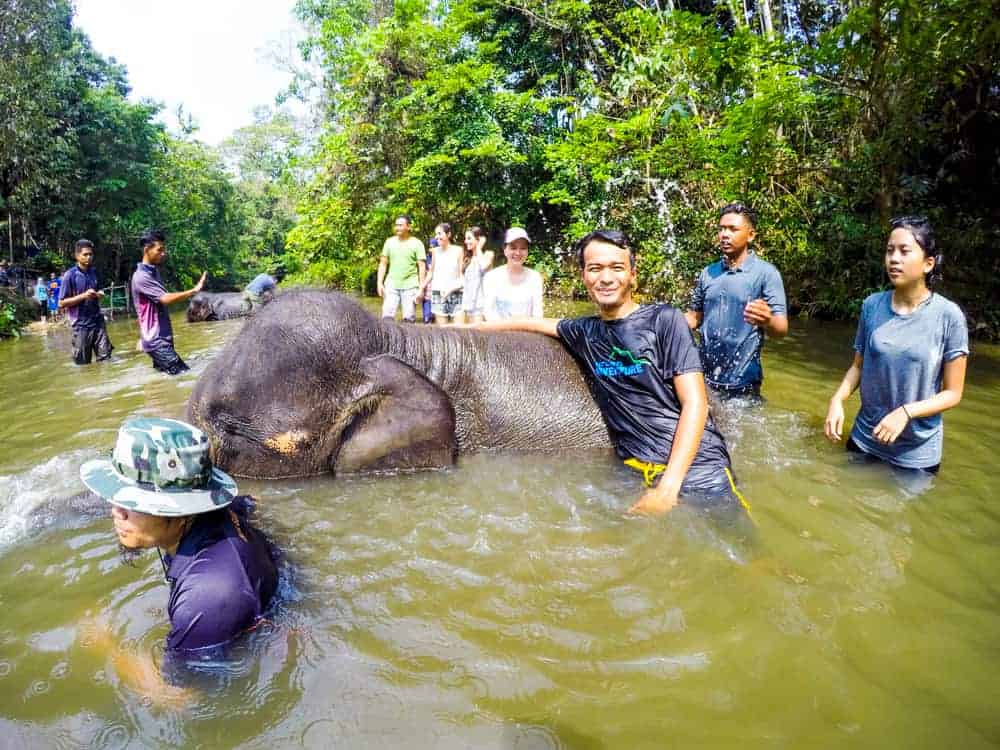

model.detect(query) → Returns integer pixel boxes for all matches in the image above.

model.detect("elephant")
[186,291,273,322]
[187,289,611,478]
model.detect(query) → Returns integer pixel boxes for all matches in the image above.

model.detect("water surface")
[1,301,998,748]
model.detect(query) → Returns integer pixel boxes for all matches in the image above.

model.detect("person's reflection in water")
[79,417,278,704]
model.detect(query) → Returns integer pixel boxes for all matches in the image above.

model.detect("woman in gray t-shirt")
[824,216,968,472]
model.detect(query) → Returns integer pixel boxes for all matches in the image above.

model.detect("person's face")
[144,241,167,265]
[434,226,450,246]
[394,218,410,239]
[110,506,177,550]
[49,273,56,280]
[581,241,635,309]
[76,247,94,270]
[504,239,530,266]
[885,228,933,288]
[464,231,476,249]
[718,213,755,259]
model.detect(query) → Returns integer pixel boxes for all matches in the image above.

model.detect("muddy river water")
[0,298,998,748]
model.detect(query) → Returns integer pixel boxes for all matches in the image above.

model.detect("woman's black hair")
[574,229,636,269]
[889,215,942,286]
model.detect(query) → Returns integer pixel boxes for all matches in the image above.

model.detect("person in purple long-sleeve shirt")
[130,229,206,374]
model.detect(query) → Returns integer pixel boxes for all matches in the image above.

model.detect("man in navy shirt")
[81,417,279,694]
[477,229,747,517]
[58,239,114,364]
[685,203,788,399]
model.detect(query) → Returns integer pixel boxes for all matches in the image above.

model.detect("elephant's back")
[415,328,610,452]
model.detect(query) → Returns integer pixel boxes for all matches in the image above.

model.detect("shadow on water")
[0,301,999,747]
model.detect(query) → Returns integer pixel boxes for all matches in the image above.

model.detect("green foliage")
[286,0,999,336]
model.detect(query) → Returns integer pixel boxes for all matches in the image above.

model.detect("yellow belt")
[623,458,753,517]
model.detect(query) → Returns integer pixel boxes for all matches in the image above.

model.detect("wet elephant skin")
[187,289,611,478]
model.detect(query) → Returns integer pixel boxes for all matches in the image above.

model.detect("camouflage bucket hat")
[80,417,237,516]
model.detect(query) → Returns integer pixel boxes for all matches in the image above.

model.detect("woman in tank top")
[427,223,465,325]
[460,226,495,323]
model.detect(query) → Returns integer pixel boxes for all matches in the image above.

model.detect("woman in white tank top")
[427,223,465,325]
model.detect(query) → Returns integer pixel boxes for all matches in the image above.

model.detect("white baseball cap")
[504,227,531,245]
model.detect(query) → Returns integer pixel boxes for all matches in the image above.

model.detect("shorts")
[147,344,190,375]
[846,437,939,474]
[623,457,753,516]
[381,284,418,322]
[71,321,113,365]
[707,382,763,404]
[431,290,463,318]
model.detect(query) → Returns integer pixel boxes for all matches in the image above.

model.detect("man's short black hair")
[139,228,166,250]
[718,202,758,230]
[574,229,636,270]
[395,215,412,225]
[75,239,94,253]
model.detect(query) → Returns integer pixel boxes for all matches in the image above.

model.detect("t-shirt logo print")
[594,346,650,378]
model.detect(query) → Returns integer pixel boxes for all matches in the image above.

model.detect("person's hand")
[377,281,385,298]
[743,299,773,327]
[192,272,207,293]
[477,235,487,251]
[84,289,101,300]
[628,487,679,516]
[873,406,910,445]
[96,289,105,298]
[824,399,845,442]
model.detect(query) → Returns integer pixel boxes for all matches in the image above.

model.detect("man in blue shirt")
[685,203,788,399]
[242,269,283,311]
[58,239,114,364]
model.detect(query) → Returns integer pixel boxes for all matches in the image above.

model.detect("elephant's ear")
[332,354,457,475]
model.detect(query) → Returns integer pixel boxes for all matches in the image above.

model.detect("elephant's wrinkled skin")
[187,290,610,478]
[187,291,270,322]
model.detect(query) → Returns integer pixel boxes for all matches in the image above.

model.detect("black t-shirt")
[557,304,731,484]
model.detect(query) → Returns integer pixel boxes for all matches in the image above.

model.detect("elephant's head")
[186,293,217,322]
[187,290,456,478]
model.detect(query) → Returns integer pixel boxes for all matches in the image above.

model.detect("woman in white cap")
[481,227,544,320]
[80,417,278,692]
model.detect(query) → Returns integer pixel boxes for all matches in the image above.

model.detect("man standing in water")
[80,417,278,694]
[58,239,114,365]
[477,229,744,516]
[131,229,205,374]
[685,203,788,400]
[377,215,426,323]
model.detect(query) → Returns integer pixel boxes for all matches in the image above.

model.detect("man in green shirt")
[377,215,426,322]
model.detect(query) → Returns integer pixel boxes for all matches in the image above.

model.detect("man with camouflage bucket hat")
[81,417,278,663]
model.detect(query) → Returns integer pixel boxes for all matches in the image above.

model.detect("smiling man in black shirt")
[478,229,746,516]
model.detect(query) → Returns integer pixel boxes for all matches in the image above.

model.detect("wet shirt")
[381,236,425,289]
[850,291,968,468]
[557,304,731,487]
[58,265,103,328]
[689,253,786,389]
[35,283,48,302]
[163,500,278,655]
[131,263,173,352]
[246,273,277,296]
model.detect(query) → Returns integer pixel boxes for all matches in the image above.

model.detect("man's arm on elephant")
[628,371,708,516]
[475,317,562,338]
